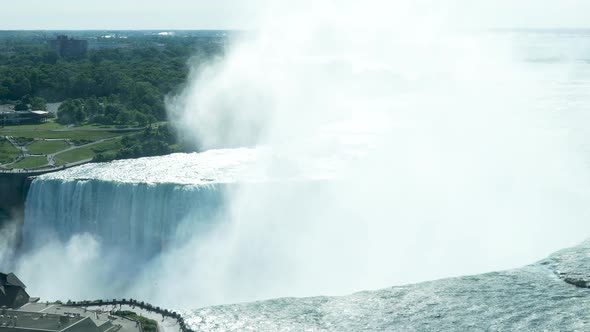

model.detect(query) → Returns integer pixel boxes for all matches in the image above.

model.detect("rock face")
[183,240,590,331]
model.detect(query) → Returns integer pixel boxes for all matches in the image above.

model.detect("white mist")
[6,1,590,309]
[164,0,590,306]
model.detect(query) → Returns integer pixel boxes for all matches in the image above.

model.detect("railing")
[64,298,194,332]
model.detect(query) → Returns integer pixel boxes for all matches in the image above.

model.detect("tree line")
[0,36,223,126]
[93,124,184,162]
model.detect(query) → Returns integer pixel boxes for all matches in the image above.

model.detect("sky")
[0,0,589,30]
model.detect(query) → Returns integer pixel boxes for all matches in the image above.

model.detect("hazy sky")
[0,0,588,30]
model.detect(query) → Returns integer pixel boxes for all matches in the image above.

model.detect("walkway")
[85,304,182,332]
[0,136,123,174]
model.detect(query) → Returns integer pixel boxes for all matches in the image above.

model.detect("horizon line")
[1,27,590,32]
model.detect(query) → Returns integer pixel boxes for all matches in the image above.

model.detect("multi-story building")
[49,36,88,57]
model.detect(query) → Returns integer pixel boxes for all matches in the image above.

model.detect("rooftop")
[0,273,26,289]
[13,303,142,332]
[0,308,91,331]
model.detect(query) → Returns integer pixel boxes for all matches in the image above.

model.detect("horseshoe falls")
[17,146,346,303]
[22,149,258,257]
[24,180,227,258]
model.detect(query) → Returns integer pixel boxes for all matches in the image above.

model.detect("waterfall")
[16,148,337,304]
[23,178,228,258]
[19,148,259,260]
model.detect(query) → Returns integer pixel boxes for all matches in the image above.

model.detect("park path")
[0,123,153,172]
[0,135,125,173]
[48,136,122,166]
[5,135,29,156]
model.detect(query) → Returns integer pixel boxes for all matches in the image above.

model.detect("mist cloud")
[5,0,590,309]
[164,0,590,306]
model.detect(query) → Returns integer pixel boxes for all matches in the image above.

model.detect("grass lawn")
[75,123,124,129]
[9,156,47,169]
[55,138,122,165]
[1,121,65,130]
[0,121,142,141]
[1,121,125,131]
[0,129,126,141]
[27,140,70,155]
[0,139,21,164]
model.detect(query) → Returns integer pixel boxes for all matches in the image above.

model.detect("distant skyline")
[0,0,589,30]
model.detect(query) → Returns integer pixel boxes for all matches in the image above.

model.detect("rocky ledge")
[183,240,590,331]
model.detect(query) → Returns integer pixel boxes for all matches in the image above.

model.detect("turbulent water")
[183,239,590,332]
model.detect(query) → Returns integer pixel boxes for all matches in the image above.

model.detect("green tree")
[57,100,75,124]
[14,101,28,111]
[42,50,58,64]
[134,112,148,126]
[57,99,86,124]
[9,76,31,99]
[74,108,86,123]
[116,109,133,125]
[0,85,8,100]
[31,96,47,110]
[85,97,102,120]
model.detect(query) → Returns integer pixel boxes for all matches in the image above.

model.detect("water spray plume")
[6,0,590,309]
[166,0,590,305]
